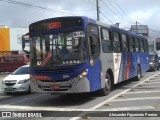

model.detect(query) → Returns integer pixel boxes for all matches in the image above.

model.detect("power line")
[111,0,160,33]
[0,0,71,15]
[107,0,135,24]
[101,11,114,24]
[101,0,160,34]
[101,0,133,25]
[81,0,96,6]
[0,0,96,16]
[112,0,136,23]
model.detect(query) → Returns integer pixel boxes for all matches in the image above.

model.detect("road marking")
[142,82,160,84]
[96,106,155,111]
[2,94,47,107]
[149,78,160,80]
[0,105,87,111]
[124,90,160,94]
[90,72,160,110]
[112,97,160,102]
[135,85,160,88]
[70,71,160,120]
[0,105,154,111]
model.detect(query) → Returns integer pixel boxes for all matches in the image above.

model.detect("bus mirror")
[22,34,30,54]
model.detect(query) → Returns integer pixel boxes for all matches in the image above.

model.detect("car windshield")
[12,66,30,75]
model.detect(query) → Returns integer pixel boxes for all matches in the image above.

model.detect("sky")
[0,0,160,39]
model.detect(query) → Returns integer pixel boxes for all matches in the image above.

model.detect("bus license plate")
[50,85,60,90]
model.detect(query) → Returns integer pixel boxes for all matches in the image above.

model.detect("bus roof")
[28,16,147,39]
[110,25,147,39]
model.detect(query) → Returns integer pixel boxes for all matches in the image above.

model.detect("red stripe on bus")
[126,55,131,80]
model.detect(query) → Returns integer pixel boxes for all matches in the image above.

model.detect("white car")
[1,65,31,94]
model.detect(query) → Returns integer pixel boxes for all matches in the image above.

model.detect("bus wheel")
[99,73,111,96]
[135,66,141,81]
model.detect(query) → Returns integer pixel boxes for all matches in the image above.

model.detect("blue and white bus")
[22,16,149,95]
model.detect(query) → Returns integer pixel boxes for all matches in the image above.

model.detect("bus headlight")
[77,69,88,80]
[71,69,89,83]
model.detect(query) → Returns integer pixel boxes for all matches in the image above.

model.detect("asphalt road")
[0,70,160,120]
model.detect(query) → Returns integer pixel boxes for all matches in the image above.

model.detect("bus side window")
[101,28,112,52]
[144,39,148,52]
[113,32,121,52]
[121,34,127,52]
[139,39,144,52]
[129,36,135,52]
[134,37,140,52]
[89,36,100,56]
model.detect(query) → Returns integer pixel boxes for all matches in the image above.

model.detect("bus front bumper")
[30,77,90,94]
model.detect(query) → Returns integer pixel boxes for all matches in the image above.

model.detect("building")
[130,25,149,37]
[148,38,156,53]
[0,26,28,55]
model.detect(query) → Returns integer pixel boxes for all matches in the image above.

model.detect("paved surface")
[0,71,160,120]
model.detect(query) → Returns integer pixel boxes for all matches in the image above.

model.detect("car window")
[12,67,30,75]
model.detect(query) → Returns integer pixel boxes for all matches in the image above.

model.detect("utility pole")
[96,0,100,21]
[136,21,138,33]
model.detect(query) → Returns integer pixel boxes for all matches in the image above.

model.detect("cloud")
[0,0,159,39]
[129,8,159,23]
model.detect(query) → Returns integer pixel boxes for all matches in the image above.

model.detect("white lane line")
[69,72,160,120]
[112,97,160,102]
[135,85,160,88]
[0,105,87,111]
[96,106,155,111]
[0,105,155,112]
[149,78,160,80]
[124,91,160,94]
[90,72,160,110]
[142,82,160,84]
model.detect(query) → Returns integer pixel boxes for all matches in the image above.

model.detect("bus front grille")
[40,85,72,91]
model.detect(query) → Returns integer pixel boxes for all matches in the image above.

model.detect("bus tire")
[99,73,111,96]
[135,66,141,81]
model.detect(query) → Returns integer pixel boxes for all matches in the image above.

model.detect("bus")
[22,16,149,95]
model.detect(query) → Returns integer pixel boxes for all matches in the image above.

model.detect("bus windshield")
[30,31,87,66]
